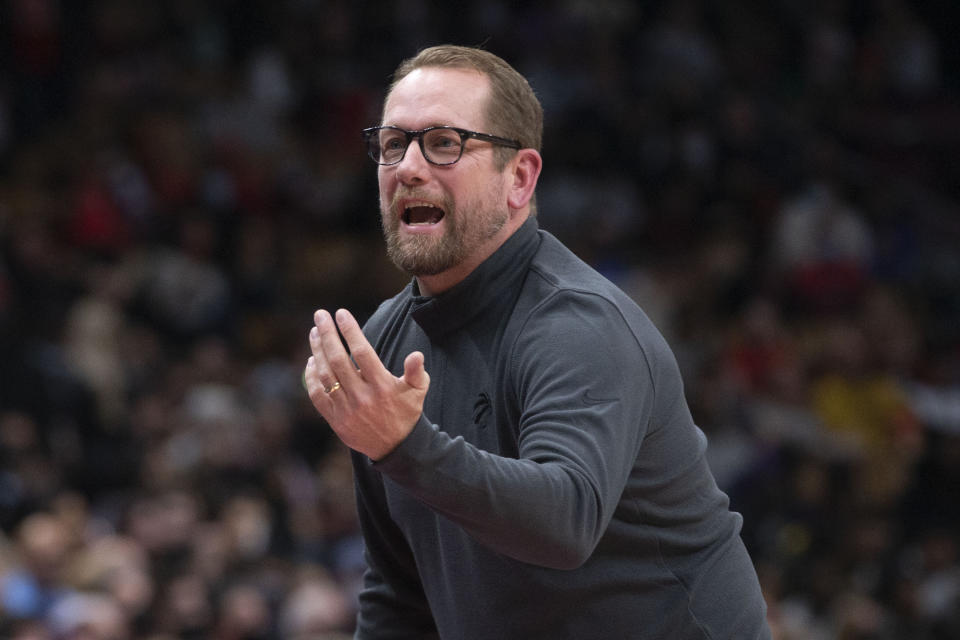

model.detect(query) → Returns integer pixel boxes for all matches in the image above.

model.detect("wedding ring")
[326,381,342,394]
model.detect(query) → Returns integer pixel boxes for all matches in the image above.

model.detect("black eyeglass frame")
[362,125,522,166]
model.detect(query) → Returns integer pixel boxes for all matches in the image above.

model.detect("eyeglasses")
[362,126,521,166]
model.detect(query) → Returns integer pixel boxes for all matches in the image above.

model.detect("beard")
[380,181,508,277]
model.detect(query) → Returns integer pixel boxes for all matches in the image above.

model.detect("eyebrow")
[382,122,461,130]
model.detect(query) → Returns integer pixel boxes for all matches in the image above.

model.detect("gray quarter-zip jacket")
[352,217,770,640]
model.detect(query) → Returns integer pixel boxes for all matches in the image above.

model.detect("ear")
[506,149,542,211]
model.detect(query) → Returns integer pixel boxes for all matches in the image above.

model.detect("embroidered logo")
[581,388,618,407]
[473,392,491,429]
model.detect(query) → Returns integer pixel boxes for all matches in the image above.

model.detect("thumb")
[402,351,430,391]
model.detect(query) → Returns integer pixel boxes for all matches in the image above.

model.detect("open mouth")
[402,201,446,226]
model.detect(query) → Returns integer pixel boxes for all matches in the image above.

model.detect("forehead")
[383,67,490,130]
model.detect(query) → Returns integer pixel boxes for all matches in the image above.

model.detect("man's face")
[378,67,511,278]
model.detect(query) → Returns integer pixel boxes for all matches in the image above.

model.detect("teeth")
[404,202,438,211]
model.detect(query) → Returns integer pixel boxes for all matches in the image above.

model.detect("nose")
[393,138,431,185]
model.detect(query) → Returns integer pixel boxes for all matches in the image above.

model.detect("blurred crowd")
[1,0,958,638]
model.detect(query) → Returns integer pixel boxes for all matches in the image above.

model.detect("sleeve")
[350,450,439,639]
[373,291,657,570]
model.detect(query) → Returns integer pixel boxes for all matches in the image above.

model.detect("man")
[305,45,771,639]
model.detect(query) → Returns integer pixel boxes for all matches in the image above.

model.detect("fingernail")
[336,309,348,323]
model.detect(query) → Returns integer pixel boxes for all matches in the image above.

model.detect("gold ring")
[326,381,342,394]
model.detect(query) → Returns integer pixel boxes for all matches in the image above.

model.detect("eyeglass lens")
[371,128,464,165]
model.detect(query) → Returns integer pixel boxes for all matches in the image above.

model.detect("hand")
[304,308,429,460]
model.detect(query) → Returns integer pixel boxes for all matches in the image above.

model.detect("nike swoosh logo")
[581,389,618,406]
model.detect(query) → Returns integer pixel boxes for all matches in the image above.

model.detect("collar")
[409,217,540,338]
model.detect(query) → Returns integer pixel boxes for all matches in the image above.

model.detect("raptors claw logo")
[473,391,491,428]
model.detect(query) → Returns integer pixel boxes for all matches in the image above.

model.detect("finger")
[334,309,387,381]
[402,350,430,391]
[309,327,336,389]
[308,324,339,391]
[316,309,359,385]
[304,356,332,407]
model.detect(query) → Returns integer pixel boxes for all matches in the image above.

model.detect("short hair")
[387,45,543,169]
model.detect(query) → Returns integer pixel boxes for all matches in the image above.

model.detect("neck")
[415,209,529,297]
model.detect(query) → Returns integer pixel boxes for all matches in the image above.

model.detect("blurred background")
[0,0,958,638]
